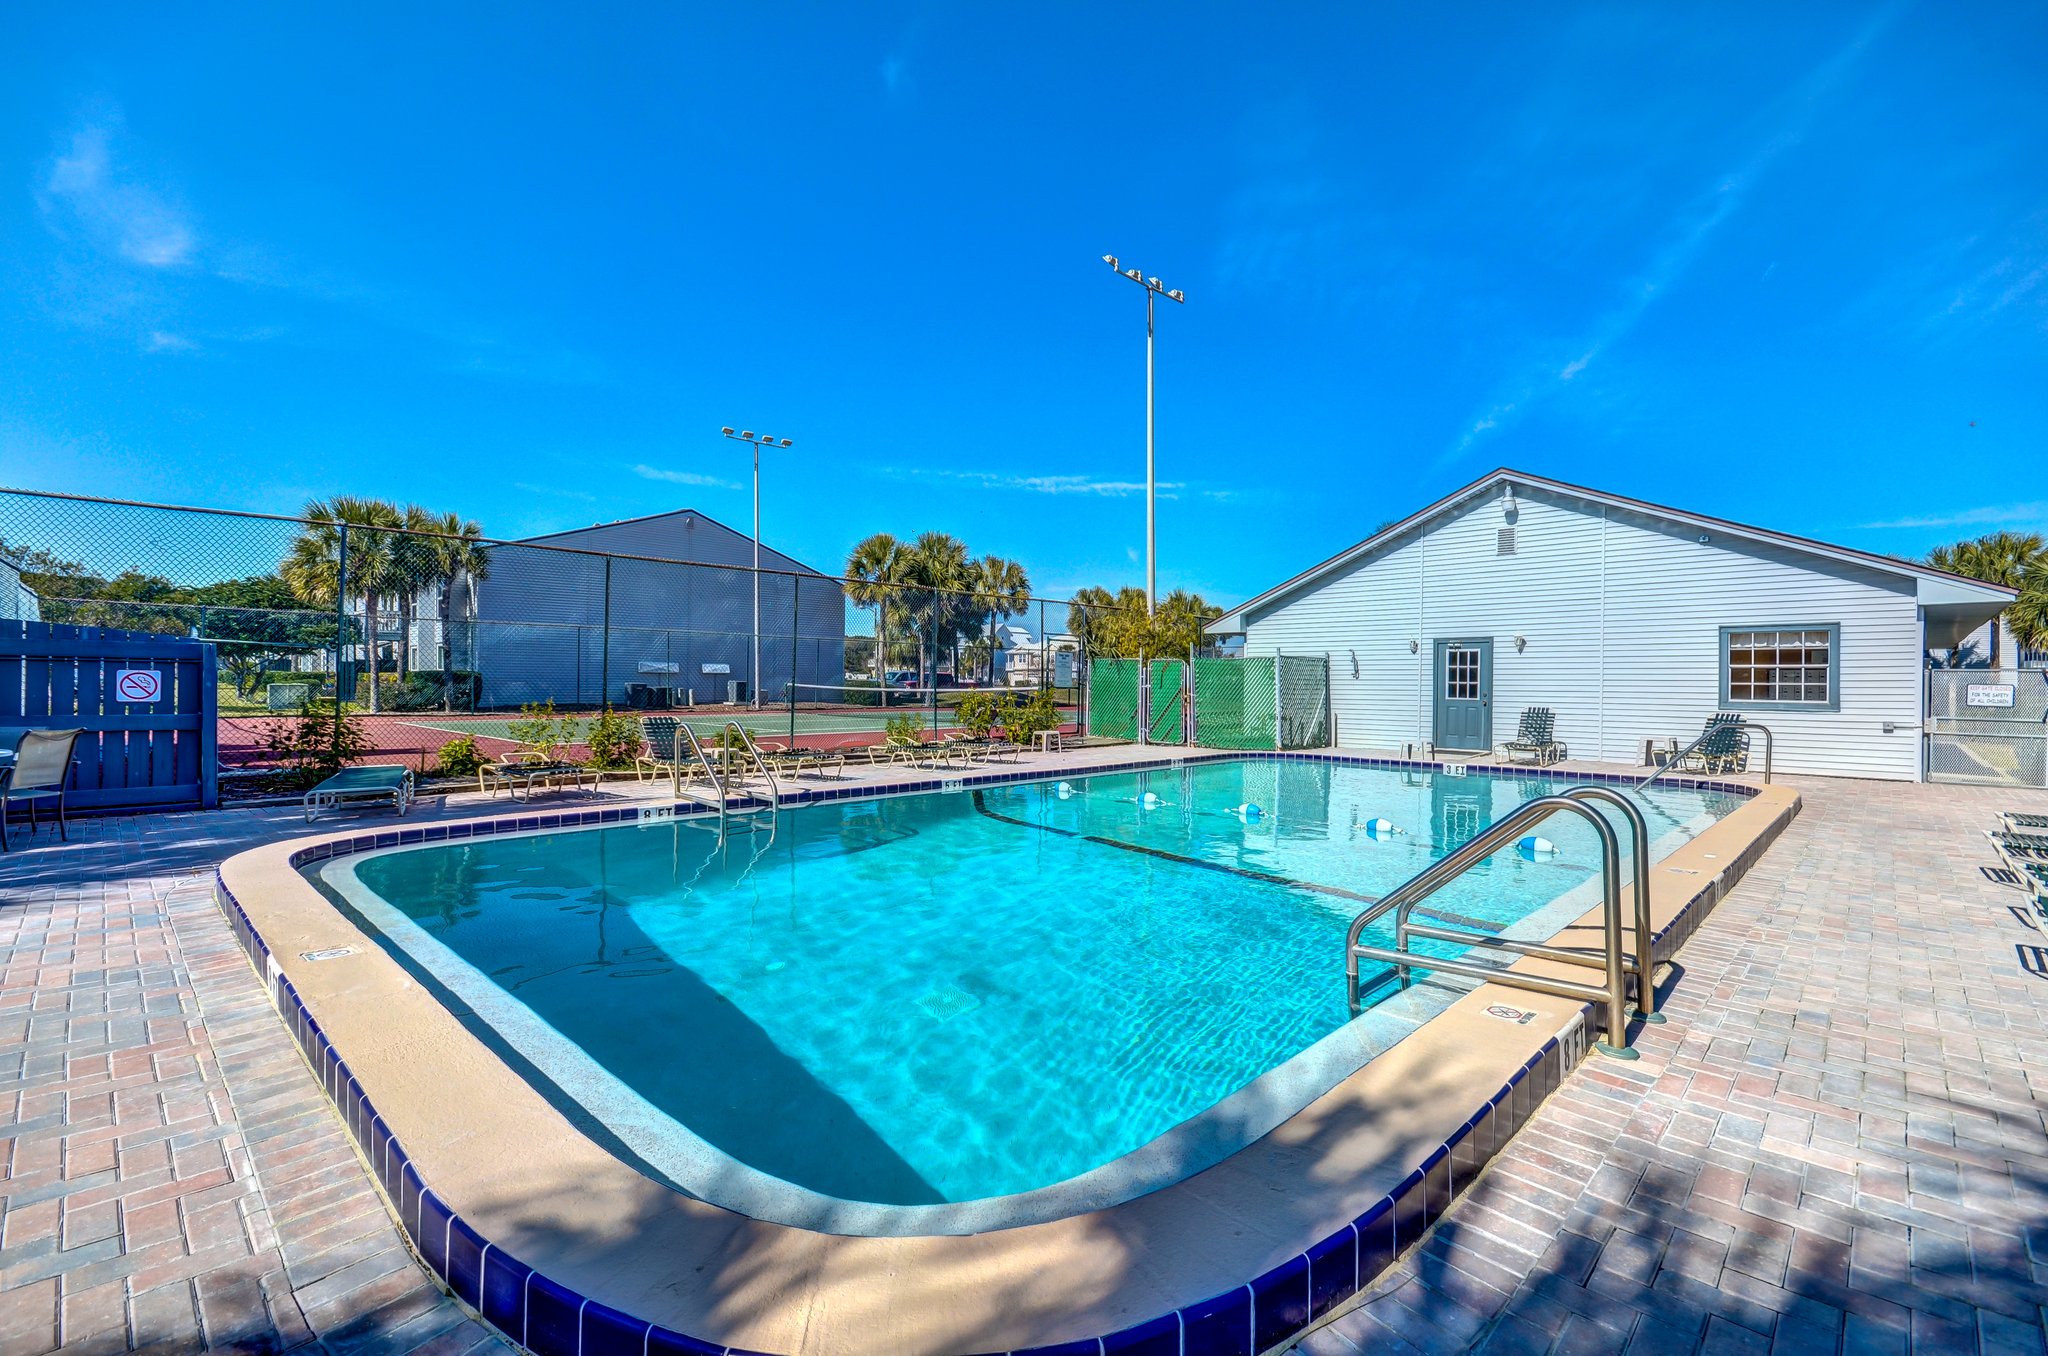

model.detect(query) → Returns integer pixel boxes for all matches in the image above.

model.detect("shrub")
[1003,688,1063,747]
[884,713,926,746]
[507,700,569,760]
[259,700,371,788]
[953,689,1004,739]
[584,707,644,770]
[435,735,490,777]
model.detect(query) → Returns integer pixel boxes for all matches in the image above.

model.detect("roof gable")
[1209,468,2017,632]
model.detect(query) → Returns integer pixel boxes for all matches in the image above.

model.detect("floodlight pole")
[722,427,794,709]
[1104,256,1185,615]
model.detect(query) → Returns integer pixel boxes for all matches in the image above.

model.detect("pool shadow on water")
[326,880,943,1208]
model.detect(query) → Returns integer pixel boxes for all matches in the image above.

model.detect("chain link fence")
[0,486,1139,793]
[1926,668,2048,787]
[1089,653,1333,750]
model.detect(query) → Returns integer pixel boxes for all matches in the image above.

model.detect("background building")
[1207,470,2017,782]
[466,508,846,709]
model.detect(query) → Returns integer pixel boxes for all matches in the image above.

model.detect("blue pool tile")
[581,1300,653,1356]
[1306,1223,1359,1319]
[1451,1116,1482,1188]
[396,1162,424,1243]
[1180,1283,1253,1356]
[645,1325,725,1355]
[1422,1148,1453,1230]
[524,1271,583,1356]
[445,1216,486,1308]
[478,1247,532,1336]
[1356,1195,1398,1282]
[1251,1253,1311,1351]
[415,1190,453,1277]
[378,1138,406,1201]
[1100,1311,1182,1356]
[1011,1339,1101,1356]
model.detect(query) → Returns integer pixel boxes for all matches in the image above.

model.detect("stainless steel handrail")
[1382,787,1662,1021]
[1561,785,1660,1022]
[1344,794,1636,1057]
[671,721,731,831]
[722,721,782,808]
[1638,717,1774,790]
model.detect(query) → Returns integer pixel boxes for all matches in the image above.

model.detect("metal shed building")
[467,508,846,709]
[1205,470,2016,782]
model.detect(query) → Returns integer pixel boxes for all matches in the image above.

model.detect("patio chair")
[0,728,83,850]
[1987,830,2048,865]
[2002,812,2048,833]
[635,716,707,784]
[1675,715,1747,774]
[303,765,414,823]
[1501,708,1565,766]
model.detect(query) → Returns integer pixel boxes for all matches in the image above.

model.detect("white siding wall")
[1242,486,1924,780]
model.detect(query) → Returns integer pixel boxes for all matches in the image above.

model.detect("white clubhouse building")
[1206,470,2017,782]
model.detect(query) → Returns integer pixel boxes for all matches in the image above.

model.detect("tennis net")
[784,682,1020,717]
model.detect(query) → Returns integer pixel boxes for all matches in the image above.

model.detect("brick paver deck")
[1305,776,2048,1356]
[3,767,2045,1355]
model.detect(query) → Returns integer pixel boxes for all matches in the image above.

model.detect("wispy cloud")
[632,464,741,490]
[884,467,1190,498]
[38,120,196,269]
[142,329,195,354]
[881,16,924,103]
[513,482,598,502]
[1442,5,1905,466]
[1860,502,2048,531]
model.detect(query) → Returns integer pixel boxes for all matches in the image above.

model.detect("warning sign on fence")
[114,668,163,703]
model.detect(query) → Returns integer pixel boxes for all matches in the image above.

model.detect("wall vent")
[1496,526,1517,556]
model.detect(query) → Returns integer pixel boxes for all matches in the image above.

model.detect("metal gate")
[1926,668,2047,787]
[1144,659,1186,744]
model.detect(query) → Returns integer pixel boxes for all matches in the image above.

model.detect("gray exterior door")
[1432,639,1493,751]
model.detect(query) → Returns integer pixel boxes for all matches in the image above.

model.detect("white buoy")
[1363,817,1402,839]
[1055,781,1074,799]
[1140,791,1162,808]
[1234,802,1263,822]
[1518,835,1558,859]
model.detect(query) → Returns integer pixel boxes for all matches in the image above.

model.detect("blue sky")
[2,4,2044,606]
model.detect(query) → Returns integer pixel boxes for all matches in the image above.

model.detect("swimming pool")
[311,758,1737,1234]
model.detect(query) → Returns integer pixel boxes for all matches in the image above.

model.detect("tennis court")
[394,685,1079,751]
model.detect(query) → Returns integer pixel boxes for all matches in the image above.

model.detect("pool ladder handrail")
[1389,786,1661,1023]
[1344,791,1646,1058]
[671,721,733,831]
[720,721,782,810]
[1638,718,1773,790]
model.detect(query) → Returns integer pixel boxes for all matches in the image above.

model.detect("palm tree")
[968,554,1031,682]
[419,511,491,710]
[904,531,970,685]
[845,532,909,688]
[281,497,402,711]
[2007,558,2048,656]
[392,505,446,684]
[1928,531,2046,666]
[1067,585,1118,657]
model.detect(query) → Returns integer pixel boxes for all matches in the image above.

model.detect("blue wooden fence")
[0,620,219,812]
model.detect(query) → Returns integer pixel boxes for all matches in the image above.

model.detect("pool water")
[319,759,1735,1219]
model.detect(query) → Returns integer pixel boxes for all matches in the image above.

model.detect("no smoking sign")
[115,669,164,703]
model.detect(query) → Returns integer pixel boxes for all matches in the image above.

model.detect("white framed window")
[1721,625,1840,711]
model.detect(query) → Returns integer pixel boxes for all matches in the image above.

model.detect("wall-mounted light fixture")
[1349,648,1360,678]
[1409,638,1420,654]
[1514,635,1527,652]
